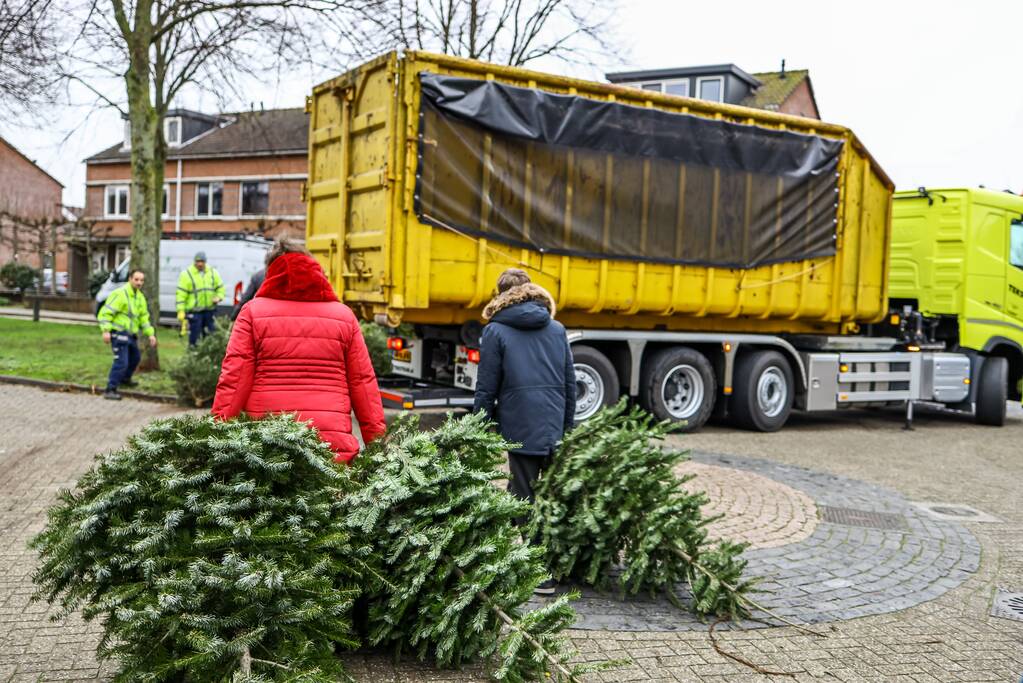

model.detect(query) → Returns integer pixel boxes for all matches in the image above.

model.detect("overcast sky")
[5,0,1022,206]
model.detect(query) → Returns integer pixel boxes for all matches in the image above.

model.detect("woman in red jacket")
[212,239,386,462]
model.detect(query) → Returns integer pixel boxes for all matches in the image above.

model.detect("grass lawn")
[0,318,188,395]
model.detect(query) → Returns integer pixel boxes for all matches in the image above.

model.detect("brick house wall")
[83,153,307,271]
[777,80,820,120]
[0,137,65,270]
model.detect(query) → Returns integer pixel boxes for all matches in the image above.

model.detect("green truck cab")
[890,187,1023,412]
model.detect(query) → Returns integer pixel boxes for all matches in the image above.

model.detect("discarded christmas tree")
[530,399,756,619]
[346,412,617,681]
[168,323,231,406]
[30,414,364,682]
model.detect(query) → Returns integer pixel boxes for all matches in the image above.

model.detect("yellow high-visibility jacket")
[176,265,225,313]
[97,283,155,337]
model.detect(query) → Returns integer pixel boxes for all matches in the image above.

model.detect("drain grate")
[819,506,908,530]
[911,502,1001,523]
[991,590,1023,622]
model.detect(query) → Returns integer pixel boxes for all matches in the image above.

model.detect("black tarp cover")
[414,72,844,269]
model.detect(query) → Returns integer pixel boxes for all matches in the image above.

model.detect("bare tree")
[349,0,615,67]
[0,0,60,118]
[40,0,355,369]
[0,210,68,292]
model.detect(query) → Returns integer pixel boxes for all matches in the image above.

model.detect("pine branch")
[452,565,576,682]
[671,546,826,639]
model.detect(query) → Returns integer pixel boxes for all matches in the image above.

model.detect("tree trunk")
[123,4,163,371]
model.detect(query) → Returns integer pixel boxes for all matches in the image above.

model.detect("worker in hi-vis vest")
[176,251,225,346]
[96,268,157,400]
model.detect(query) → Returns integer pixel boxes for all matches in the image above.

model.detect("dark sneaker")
[103,389,122,401]
[120,379,138,388]
[533,578,557,595]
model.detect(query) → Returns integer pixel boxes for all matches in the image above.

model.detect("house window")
[1011,221,1023,271]
[697,76,724,102]
[105,185,129,218]
[114,244,130,268]
[162,184,170,217]
[165,117,182,146]
[240,181,270,215]
[195,182,223,217]
[640,82,662,92]
[664,80,689,97]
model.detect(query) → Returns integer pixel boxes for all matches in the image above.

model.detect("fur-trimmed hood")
[482,282,557,321]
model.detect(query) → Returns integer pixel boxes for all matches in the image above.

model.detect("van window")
[1011,221,1023,271]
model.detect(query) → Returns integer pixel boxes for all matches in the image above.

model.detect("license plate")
[393,349,412,363]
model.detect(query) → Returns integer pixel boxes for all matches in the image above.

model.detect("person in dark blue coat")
[473,269,576,592]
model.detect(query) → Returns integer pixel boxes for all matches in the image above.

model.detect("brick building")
[79,107,308,283]
[0,135,65,270]
[605,63,820,119]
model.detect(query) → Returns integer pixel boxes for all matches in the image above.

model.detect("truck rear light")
[466,348,480,364]
[233,281,243,305]
[387,337,405,351]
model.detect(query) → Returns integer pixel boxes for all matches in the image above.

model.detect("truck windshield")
[1011,220,1023,270]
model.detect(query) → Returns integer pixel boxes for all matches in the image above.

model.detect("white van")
[95,236,272,322]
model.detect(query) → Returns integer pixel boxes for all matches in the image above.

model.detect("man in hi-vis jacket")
[176,251,225,346]
[97,268,157,400]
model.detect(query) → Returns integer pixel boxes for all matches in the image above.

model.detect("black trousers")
[507,450,552,528]
[187,309,216,346]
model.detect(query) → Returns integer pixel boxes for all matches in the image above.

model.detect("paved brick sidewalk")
[1,385,1021,682]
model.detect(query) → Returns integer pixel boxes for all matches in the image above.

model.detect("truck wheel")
[572,345,619,421]
[975,356,1007,426]
[731,350,793,432]
[640,347,716,431]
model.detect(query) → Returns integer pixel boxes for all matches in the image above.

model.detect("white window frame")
[104,185,130,218]
[164,116,183,147]
[662,79,690,97]
[161,184,171,218]
[696,76,725,103]
[239,180,270,216]
[194,181,224,217]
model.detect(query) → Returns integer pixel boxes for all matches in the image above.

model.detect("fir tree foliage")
[345,411,613,681]
[168,323,231,406]
[531,399,756,619]
[30,414,363,682]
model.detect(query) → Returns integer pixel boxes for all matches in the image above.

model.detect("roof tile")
[87,107,308,162]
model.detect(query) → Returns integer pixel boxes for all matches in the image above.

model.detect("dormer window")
[626,80,690,97]
[164,117,182,147]
[696,76,724,103]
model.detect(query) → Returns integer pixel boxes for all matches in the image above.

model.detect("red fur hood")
[255,252,338,302]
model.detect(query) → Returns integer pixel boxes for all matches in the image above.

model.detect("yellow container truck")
[306,52,1013,429]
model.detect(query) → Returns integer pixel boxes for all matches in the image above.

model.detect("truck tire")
[640,347,716,431]
[572,345,619,421]
[975,356,1007,426]
[730,350,794,432]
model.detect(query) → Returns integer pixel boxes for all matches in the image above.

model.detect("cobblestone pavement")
[677,460,818,549]
[1,384,1022,682]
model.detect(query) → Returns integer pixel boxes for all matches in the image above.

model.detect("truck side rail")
[566,329,808,397]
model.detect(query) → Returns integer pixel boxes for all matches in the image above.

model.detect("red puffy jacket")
[211,252,386,462]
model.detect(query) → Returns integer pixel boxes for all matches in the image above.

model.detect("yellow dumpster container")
[306,51,893,336]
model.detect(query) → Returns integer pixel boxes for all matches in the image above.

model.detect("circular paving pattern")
[541,451,980,632]
[676,461,818,549]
